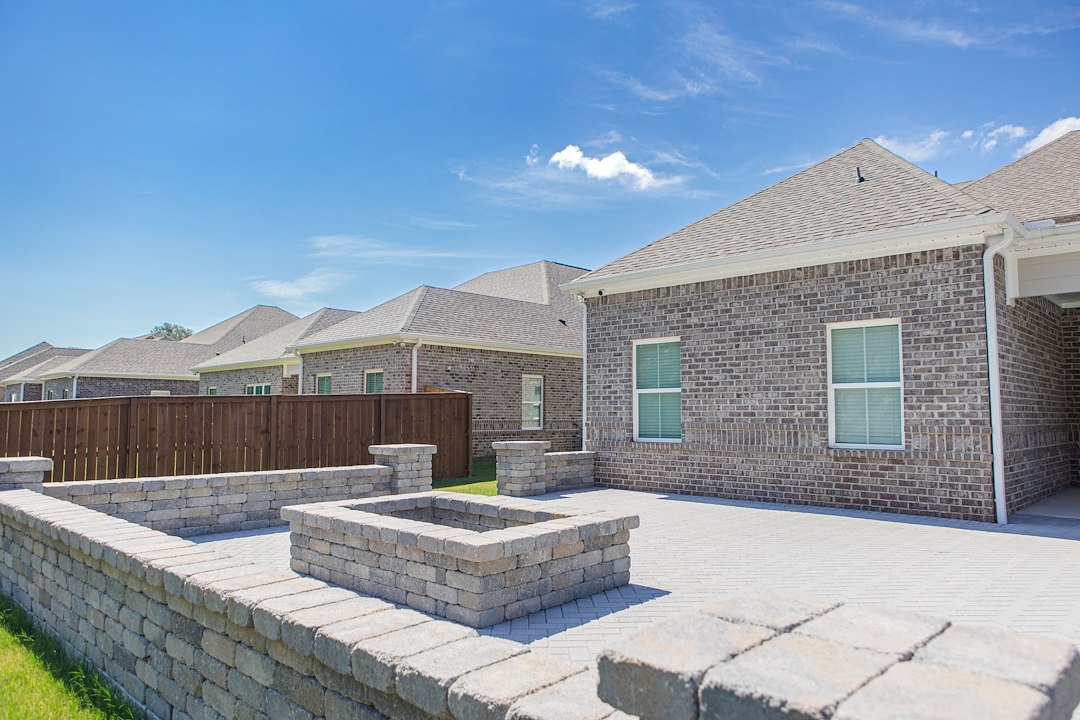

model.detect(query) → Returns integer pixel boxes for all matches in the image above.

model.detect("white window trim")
[364,369,384,394]
[826,318,905,450]
[632,336,682,443]
[521,374,544,431]
[315,373,332,394]
[245,383,272,396]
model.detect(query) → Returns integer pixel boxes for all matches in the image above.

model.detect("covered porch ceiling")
[1004,223,1080,307]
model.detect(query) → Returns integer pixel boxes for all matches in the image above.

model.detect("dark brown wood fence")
[0,393,471,483]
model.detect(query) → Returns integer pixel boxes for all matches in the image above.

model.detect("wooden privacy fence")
[0,393,472,483]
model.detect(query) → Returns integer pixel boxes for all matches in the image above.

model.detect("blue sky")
[1,1,1078,358]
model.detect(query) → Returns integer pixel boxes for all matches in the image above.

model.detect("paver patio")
[194,487,1080,668]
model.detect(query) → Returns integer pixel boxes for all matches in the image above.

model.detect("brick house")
[0,343,89,401]
[290,261,587,455]
[193,308,358,395]
[37,305,297,399]
[564,131,1080,523]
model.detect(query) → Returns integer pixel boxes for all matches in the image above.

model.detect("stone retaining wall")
[494,441,595,497]
[598,590,1080,720]
[0,484,621,720]
[40,444,436,537]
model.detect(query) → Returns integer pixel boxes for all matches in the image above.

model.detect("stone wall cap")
[368,444,438,455]
[492,441,551,450]
[1,456,53,472]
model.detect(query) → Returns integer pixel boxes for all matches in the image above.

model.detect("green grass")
[432,455,497,496]
[0,593,142,720]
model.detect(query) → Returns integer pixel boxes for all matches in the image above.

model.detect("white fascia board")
[291,333,582,359]
[563,214,1015,298]
[194,358,299,374]
[1002,224,1080,259]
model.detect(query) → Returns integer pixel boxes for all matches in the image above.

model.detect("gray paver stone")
[794,603,949,658]
[915,624,1080,720]
[396,636,527,717]
[699,633,897,720]
[834,661,1053,720]
[597,613,774,720]
[449,652,585,720]
[507,669,620,720]
[280,597,394,655]
[350,620,475,692]
[703,589,842,631]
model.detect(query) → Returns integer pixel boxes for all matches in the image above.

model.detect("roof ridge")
[859,138,993,216]
[540,261,551,305]
[966,129,1080,192]
[400,286,429,334]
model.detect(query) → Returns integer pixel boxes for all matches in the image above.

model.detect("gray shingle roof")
[0,353,91,385]
[962,130,1080,225]
[295,261,587,353]
[42,339,217,380]
[181,305,299,351]
[193,309,359,371]
[0,344,89,384]
[576,139,992,283]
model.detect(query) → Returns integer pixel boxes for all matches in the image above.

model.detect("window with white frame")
[364,369,384,394]
[828,320,904,449]
[634,338,681,441]
[521,375,544,430]
[245,384,271,396]
[316,374,332,395]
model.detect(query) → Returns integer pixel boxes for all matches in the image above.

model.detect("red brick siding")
[585,246,997,522]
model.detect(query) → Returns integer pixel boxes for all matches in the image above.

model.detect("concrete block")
[597,613,774,720]
[703,589,841,631]
[834,661,1053,720]
[795,603,949,657]
[251,587,357,641]
[397,636,527,717]
[280,597,394,655]
[507,669,619,720]
[699,633,897,720]
[916,624,1080,720]
[449,652,584,720]
[350,619,475,692]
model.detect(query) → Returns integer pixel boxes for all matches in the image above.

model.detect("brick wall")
[995,261,1076,512]
[1064,309,1080,484]
[300,345,412,395]
[42,377,73,400]
[585,246,997,522]
[198,365,288,396]
[73,376,200,398]
[3,384,42,402]
[419,345,582,456]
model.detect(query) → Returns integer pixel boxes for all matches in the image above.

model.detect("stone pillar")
[493,441,551,497]
[0,457,52,493]
[369,444,436,494]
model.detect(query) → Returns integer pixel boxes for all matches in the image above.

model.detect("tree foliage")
[150,322,193,340]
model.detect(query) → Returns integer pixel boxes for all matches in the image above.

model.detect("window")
[521,375,544,430]
[207,387,217,396]
[634,338,681,441]
[245,384,271,396]
[316,374,332,395]
[364,369,384,394]
[828,320,903,449]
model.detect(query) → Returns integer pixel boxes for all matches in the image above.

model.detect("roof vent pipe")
[856,167,865,183]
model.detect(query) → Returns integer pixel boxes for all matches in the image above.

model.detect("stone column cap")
[0,456,53,473]
[369,444,438,456]
[492,441,551,451]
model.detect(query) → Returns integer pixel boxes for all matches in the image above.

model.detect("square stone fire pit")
[282,492,639,627]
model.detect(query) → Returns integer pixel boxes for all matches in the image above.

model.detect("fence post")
[378,394,386,446]
[466,393,473,477]
[268,395,279,471]
[125,397,138,478]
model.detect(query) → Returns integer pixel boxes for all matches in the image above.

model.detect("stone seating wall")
[493,441,595,497]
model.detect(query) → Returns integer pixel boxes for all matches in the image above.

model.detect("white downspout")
[580,295,588,451]
[297,354,304,395]
[72,374,79,399]
[20,382,26,402]
[983,227,1015,524]
[411,340,424,393]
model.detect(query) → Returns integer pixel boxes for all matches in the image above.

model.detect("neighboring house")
[0,343,89,401]
[290,261,587,455]
[565,131,1080,523]
[193,308,359,395]
[37,305,298,399]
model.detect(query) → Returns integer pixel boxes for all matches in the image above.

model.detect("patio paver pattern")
[195,488,1080,668]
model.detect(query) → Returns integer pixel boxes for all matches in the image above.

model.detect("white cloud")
[1018,117,1080,156]
[961,130,974,139]
[875,129,950,162]
[822,1,977,48]
[589,1,634,20]
[549,145,669,190]
[524,144,539,167]
[249,268,343,303]
[309,235,485,261]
